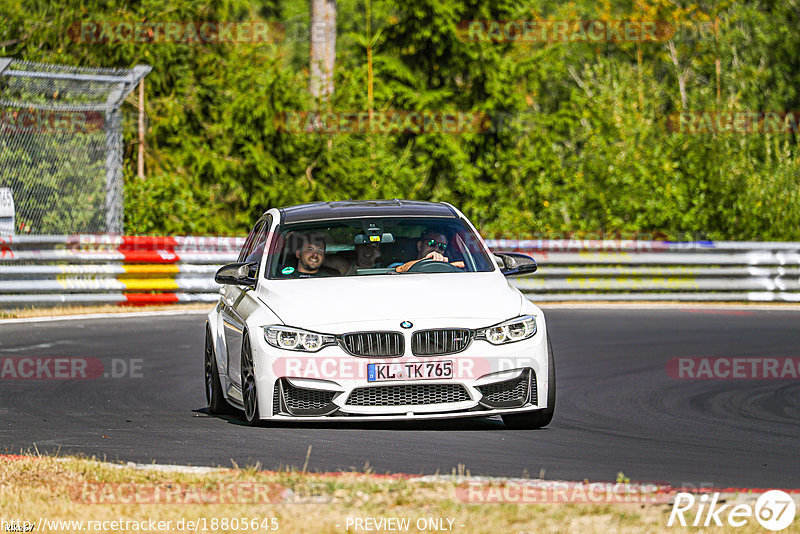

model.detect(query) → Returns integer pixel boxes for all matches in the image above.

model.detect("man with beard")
[282,233,338,278]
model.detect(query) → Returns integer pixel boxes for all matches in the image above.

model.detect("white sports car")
[205,200,555,428]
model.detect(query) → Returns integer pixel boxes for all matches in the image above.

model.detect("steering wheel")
[406,258,463,273]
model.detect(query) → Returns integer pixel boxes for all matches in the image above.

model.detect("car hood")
[259,272,525,330]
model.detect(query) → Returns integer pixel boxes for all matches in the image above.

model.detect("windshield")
[266,217,495,279]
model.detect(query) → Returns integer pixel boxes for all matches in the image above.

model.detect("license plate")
[367,360,453,382]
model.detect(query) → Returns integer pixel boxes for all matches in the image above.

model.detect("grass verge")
[1,455,796,533]
[0,303,211,319]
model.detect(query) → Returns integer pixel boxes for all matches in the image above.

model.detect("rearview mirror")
[354,233,395,244]
[214,262,258,287]
[494,253,537,276]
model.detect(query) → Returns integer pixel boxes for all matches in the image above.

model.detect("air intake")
[477,369,535,408]
[346,384,470,406]
[274,379,339,416]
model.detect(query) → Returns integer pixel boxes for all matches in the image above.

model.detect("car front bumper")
[251,324,551,422]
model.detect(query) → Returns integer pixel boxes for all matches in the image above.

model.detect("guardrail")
[1,235,799,307]
[488,239,800,302]
[0,235,243,306]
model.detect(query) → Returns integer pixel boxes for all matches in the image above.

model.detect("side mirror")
[215,262,258,287]
[494,253,537,276]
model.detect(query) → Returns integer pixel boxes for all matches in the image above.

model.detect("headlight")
[264,326,336,352]
[476,315,537,345]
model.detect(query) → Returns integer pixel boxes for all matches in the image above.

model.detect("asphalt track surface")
[1,308,798,489]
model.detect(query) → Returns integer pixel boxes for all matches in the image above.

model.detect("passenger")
[327,241,382,276]
[282,233,338,278]
[351,242,381,273]
[394,229,465,273]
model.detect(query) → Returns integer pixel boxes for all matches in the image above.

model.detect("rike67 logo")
[668,490,796,531]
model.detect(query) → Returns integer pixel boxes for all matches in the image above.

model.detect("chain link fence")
[0,58,150,235]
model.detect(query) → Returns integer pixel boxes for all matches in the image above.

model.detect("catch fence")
[0,58,150,235]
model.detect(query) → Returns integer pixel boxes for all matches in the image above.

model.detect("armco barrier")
[487,239,800,302]
[0,235,243,307]
[0,235,799,307]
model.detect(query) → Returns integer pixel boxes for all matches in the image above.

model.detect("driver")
[394,229,465,273]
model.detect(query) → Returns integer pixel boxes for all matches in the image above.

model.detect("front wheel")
[241,334,261,426]
[205,326,234,414]
[502,335,556,429]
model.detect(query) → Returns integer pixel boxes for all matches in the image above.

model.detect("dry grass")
[1,455,796,533]
[0,303,211,319]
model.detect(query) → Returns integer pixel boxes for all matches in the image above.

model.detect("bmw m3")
[204,200,554,428]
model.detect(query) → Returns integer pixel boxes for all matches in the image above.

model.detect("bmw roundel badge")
[400,321,413,329]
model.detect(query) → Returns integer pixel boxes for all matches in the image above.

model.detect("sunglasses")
[425,239,448,251]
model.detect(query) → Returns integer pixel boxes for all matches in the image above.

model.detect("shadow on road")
[192,407,510,431]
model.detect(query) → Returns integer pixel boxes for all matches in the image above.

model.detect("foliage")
[1,0,798,239]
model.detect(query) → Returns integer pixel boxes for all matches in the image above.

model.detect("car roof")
[278,199,457,223]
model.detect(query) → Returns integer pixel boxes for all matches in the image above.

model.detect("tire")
[241,333,261,426]
[502,335,556,429]
[205,326,235,415]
